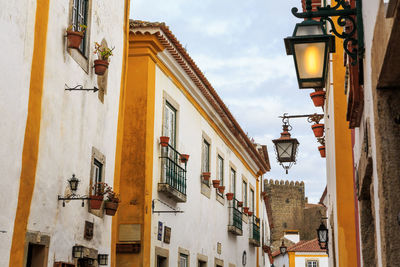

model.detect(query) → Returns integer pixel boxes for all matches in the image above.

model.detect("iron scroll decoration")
[291,0,364,65]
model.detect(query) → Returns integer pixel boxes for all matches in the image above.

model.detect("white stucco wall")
[0,1,38,266]
[273,254,289,267]
[149,54,267,266]
[353,1,382,266]
[1,0,127,265]
[294,253,328,267]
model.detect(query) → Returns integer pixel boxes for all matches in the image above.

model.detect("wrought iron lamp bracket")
[291,0,364,65]
[58,193,91,207]
[280,113,324,124]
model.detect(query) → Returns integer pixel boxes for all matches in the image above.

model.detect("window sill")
[242,213,249,224]
[216,192,225,205]
[201,182,211,199]
[68,48,89,73]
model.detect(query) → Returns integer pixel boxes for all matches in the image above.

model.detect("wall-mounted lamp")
[98,254,108,265]
[58,174,90,207]
[317,222,329,250]
[273,113,324,173]
[285,0,364,89]
[279,240,287,255]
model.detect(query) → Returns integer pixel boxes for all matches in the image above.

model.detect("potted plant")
[318,145,326,158]
[93,42,115,76]
[180,154,189,163]
[310,90,326,107]
[311,123,324,138]
[237,201,243,207]
[160,136,170,147]
[255,217,260,223]
[104,190,120,216]
[217,185,225,194]
[90,182,108,209]
[226,192,234,200]
[243,206,249,214]
[66,24,86,49]
[201,172,211,181]
[262,245,269,253]
[247,211,253,216]
[212,179,220,188]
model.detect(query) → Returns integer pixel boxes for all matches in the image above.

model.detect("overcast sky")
[130,0,326,203]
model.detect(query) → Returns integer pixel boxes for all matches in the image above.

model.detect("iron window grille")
[250,214,260,243]
[228,197,243,232]
[72,0,89,56]
[160,143,187,195]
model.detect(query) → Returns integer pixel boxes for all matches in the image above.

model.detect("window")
[202,140,210,172]
[179,253,188,267]
[306,260,318,267]
[230,168,236,197]
[242,180,248,207]
[250,188,254,212]
[163,101,177,148]
[72,0,89,56]
[92,159,103,195]
[217,155,224,186]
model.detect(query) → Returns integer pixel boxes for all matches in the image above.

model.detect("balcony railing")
[249,214,261,247]
[228,198,243,236]
[158,143,187,202]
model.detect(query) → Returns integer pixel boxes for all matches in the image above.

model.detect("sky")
[130,0,326,203]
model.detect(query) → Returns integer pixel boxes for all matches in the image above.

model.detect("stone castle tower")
[264,179,326,250]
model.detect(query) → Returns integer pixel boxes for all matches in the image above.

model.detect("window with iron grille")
[306,260,318,267]
[163,101,177,148]
[217,155,224,186]
[250,188,255,212]
[72,0,89,56]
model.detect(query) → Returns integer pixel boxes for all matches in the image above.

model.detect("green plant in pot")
[66,24,87,49]
[104,190,120,216]
[93,42,114,76]
[90,182,108,210]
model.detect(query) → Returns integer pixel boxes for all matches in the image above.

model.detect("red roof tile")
[273,239,327,257]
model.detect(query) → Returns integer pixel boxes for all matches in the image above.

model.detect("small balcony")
[249,215,261,247]
[158,143,187,202]
[228,198,243,236]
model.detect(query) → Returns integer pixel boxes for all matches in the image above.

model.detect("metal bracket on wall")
[152,199,184,214]
[65,84,99,93]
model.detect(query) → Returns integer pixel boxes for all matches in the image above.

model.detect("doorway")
[157,255,167,267]
[26,243,46,267]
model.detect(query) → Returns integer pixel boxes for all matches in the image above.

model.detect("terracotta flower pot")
[90,195,103,210]
[94,59,109,76]
[262,245,269,253]
[310,91,326,107]
[180,154,189,163]
[160,136,170,147]
[237,201,243,207]
[247,211,253,216]
[318,145,326,158]
[66,30,83,49]
[104,201,119,216]
[226,192,234,200]
[311,123,324,138]
[202,172,211,181]
[243,207,249,214]
[212,180,220,188]
[217,186,225,194]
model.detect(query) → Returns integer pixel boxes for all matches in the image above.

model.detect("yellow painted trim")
[294,254,328,257]
[9,0,50,265]
[149,43,259,178]
[111,0,130,266]
[256,177,260,266]
[288,251,295,267]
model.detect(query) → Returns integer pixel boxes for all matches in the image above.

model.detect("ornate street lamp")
[285,0,364,89]
[68,174,80,192]
[284,20,335,89]
[279,240,287,255]
[98,254,108,265]
[317,222,329,249]
[272,117,299,174]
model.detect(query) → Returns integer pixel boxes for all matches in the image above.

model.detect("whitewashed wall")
[18,0,125,265]
[150,57,264,266]
[0,1,38,266]
[352,1,382,266]
[273,254,289,267]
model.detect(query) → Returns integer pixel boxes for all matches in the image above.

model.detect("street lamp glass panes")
[295,25,323,36]
[276,141,294,162]
[294,42,326,80]
[318,227,328,242]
